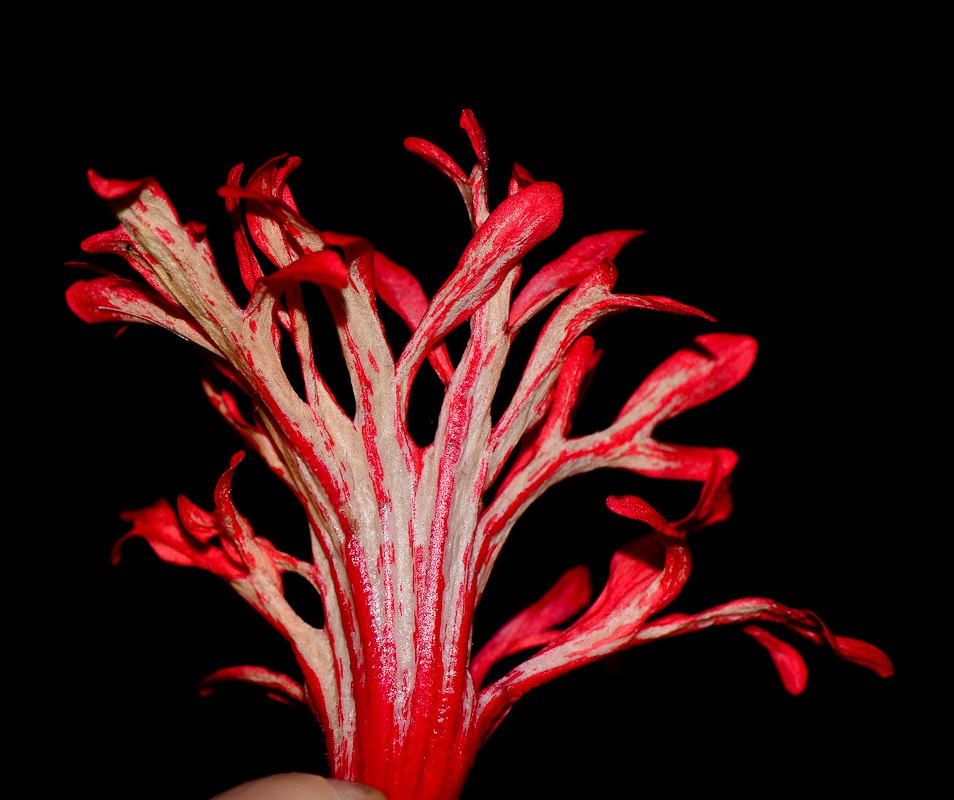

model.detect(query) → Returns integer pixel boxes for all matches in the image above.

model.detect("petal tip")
[606,495,668,532]
[87,169,149,200]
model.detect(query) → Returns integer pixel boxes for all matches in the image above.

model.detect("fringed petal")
[487,260,713,488]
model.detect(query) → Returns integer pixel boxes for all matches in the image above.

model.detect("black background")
[23,18,925,800]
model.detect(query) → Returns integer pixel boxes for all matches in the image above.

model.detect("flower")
[67,110,892,800]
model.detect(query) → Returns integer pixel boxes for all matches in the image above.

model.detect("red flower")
[67,111,891,800]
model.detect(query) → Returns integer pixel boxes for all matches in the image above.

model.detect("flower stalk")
[67,110,892,800]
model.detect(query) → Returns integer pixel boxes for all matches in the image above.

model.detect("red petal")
[66,275,216,352]
[247,250,349,312]
[488,262,714,488]
[460,109,489,170]
[743,625,809,695]
[113,499,245,581]
[245,153,302,210]
[438,180,563,331]
[672,451,736,534]
[217,173,324,268]
[399,181,563,384]
[508,162,536,196]
[404,137,469,185]
[223,162,264,293]
[82,171,243,340]
[176,495,219,544]
[470,565,592,688]
[480,496,690,707]
[536,336,595,443]
[86,170,149,200]
[834,636,895,677]
[509,230,645,331]
[616,333,757,425]
[606,494,669,532]
[637,598,893,682]
[80,220,180,307]
[199,665,306,706]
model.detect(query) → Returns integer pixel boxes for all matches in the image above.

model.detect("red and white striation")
[67,111,892,800]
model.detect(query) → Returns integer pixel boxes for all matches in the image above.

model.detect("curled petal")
[243,155,307,266]
[207,453,309,578]
[245,153,302,209]
[672,451,736,535]
[113,498,245,581]
[246,249,349,314]
[86,171,149,200]
[177,494,220,544]
[212,452,263,574]
[508,162,536,196]
[199,665,306,707]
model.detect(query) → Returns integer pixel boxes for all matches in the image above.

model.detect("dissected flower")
[67,110,892,800]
